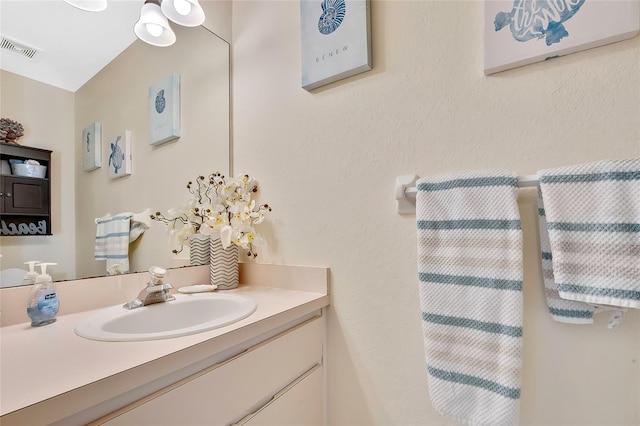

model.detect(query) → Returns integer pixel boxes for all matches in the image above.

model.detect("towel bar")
[95,208,151,225]
[395,174,539,214]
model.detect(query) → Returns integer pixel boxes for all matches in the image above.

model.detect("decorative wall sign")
[149,74,181,145]
[108,130,132,179]
[300,0,372,91]
[82,122,102,172]
[484,0,640,74]
[1,218,48,236]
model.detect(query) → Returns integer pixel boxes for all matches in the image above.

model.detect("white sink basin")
[75,293,257,342]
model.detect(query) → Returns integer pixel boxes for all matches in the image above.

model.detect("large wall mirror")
[0,1,230,286]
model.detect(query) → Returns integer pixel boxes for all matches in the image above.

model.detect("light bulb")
[161,0,204,26]
[145,23,163,37]
[173,0,192,16]
[134,0,176,46]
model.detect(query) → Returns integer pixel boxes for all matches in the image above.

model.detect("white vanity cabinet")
[1,266,329,425]
[96,316,324,426]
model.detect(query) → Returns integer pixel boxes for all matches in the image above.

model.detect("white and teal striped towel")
[538,159,640,310]
[95,213,144,275]
[537,191,595,323]
[417,171,523,426]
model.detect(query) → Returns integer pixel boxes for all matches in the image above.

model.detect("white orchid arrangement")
[151,172,271,258]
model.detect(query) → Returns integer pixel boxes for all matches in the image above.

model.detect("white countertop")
[0,283,329,422]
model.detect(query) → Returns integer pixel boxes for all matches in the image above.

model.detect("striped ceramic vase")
[210,235,239,290]
[189,234,211,266]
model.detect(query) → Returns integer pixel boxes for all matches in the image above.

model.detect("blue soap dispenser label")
[38,291,59,316]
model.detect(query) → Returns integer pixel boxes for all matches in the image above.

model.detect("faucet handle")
[148,266,168,286]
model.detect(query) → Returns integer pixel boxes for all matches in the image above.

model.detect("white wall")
[0,70,77,280]
[231,1,640,425]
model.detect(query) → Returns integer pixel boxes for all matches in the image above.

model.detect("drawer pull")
[230,363,321,426]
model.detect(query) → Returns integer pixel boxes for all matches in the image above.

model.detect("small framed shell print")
[149,74,181,146]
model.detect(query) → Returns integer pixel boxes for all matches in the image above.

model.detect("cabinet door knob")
[5,192,11,197]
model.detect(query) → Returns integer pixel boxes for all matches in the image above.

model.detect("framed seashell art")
[300,0,372,91]
[148,74,181,146]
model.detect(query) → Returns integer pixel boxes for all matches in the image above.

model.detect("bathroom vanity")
[0,264,329,425]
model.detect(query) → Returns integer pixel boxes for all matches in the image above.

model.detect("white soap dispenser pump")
[22,261,41,286]
[26,262,59,327]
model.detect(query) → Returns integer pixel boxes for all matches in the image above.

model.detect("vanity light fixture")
[63,0,206,47]
[161,0,205,27]
[63,0,108,12]
[134,0,177,47]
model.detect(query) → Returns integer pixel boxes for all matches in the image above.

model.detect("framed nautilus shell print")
[300,0,372,91]
[148,74,181,145]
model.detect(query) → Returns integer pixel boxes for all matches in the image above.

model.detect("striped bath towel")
[537,190,595,323]
[95,213,134,274]
[416,171,523,426]
[538,159,640,309]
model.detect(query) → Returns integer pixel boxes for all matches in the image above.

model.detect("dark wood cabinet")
[0,143,52,236]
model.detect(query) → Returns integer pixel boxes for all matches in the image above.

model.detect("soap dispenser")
[26,262,59,327]
[22,261,41,286]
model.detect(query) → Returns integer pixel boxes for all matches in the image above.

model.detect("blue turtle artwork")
[109,135,125,174]
[318,0,346,35]
[494,0,586,46]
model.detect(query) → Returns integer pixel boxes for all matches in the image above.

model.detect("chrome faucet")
[123,266,175,309]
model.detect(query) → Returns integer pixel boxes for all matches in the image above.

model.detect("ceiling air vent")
[1,36,41,60]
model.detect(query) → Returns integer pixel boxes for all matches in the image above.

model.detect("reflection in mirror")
[0,25,229,286]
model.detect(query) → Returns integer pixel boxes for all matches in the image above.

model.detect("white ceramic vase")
[189,234,211,266]
[210,235,239,290]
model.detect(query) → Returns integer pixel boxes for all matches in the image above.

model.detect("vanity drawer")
[99,316,323,425]
[236,364,323,426]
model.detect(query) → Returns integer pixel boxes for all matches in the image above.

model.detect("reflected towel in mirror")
[94,212,150,275]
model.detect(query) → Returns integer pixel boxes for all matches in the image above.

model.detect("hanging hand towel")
[416,171,523,426]
[128,211,150,243]
[537,191,595,323]
[95,213,133,274]
[538,159,640,309]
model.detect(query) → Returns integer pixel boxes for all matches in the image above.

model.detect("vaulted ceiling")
[0,0,142,92]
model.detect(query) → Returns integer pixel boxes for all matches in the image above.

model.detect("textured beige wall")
[0,70,77,280]
[231,1,640,425]
[74,24,229,279]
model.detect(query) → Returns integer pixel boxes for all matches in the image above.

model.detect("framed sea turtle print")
[484,0,640,74]
[149,74,181,145]
[300,0,372,91]
[108,130,132,180]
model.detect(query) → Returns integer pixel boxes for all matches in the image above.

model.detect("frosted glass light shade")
[63,0,107,12]
[134,0,176,47]
[161,0,205,27]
